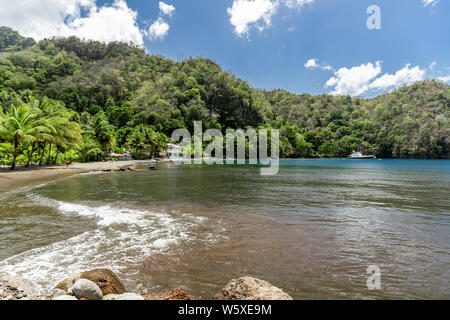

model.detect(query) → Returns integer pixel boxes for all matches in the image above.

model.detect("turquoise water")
[0,159,449,299]
[280,159,450,172]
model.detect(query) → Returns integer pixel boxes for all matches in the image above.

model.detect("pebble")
[53,295,78,301]
[52,289,67,297]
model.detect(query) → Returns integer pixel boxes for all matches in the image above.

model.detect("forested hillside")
[264,80,449,158]
[0,28,449,168]
[0,27,35,52]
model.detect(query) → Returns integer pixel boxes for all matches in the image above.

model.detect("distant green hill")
[0,28,449,161]
[263,80,449,158]
[0,26,35,52]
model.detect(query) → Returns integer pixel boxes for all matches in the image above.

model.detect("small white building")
[167,143,182,159]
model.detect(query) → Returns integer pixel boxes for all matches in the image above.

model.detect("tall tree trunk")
[53,147,60,165]
[38,142,46,166]
[25,141,37,168]
[46,143,52,166]
[10,136,18,170]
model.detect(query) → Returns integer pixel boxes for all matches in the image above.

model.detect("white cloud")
[422,0,439,7]
[64,0,144,45]
[227,0,317,37]
[145,2,175,42]
[148,17,170,41]
[305,58,318,69]
[227,0,279,36]
[429,61,437,70]
[159,1,175,17]
[0,0,93,40]
[283,0,315,9]
[325,62,382,96]
[305,58,332,71]
[369,64,425,91]
[324,62,428,96]
[437,75,450,83]
[0,0,145,45]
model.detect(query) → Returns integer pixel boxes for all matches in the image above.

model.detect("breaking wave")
[0,193,224,291]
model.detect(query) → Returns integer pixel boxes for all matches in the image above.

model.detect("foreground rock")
[53,295,78,300]
[0,272,35,300]
[3,272,291,301]
[52,289,67,297]
[71,279,103,300]
[140,287,194,300]
[55,269,126,295]
[213,277,293,300]
[103,293,144,300]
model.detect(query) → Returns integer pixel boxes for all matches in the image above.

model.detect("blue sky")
[1,0,449,97]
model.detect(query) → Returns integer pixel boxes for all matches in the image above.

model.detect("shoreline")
[2,158,447,195]
[0,160,154,195]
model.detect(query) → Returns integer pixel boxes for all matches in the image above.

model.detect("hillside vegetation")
[0,26,35,52]
[0,28,449,168]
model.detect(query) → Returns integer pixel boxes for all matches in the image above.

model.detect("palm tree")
[23,98,55,167]
[127,124,147,151]
[91,112,116,155]
[77,112,113,162]
[25,98,82,166]
[0,102,51,170]
[126,124,168,159]
[50,116,82,165]
[0,108,4,128]
[79,137,103,162]
[25,98,60,166]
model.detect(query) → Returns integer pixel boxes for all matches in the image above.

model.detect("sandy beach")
[0,160,152,195]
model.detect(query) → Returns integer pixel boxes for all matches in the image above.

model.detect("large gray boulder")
[70,279,103,300]
[213,277,293,300]
[103,293,144,300]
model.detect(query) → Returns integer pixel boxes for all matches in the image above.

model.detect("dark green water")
[0,159,449,299]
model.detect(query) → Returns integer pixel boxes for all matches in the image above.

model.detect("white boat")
[346,151,376,160]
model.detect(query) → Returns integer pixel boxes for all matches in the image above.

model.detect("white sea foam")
[74,171,107,176]
[57,202,155,227]
[0,195,223,292]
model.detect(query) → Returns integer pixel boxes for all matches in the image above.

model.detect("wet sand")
[0,161,152,195]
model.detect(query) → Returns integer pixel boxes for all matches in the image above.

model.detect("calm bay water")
[0,159,449,299]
